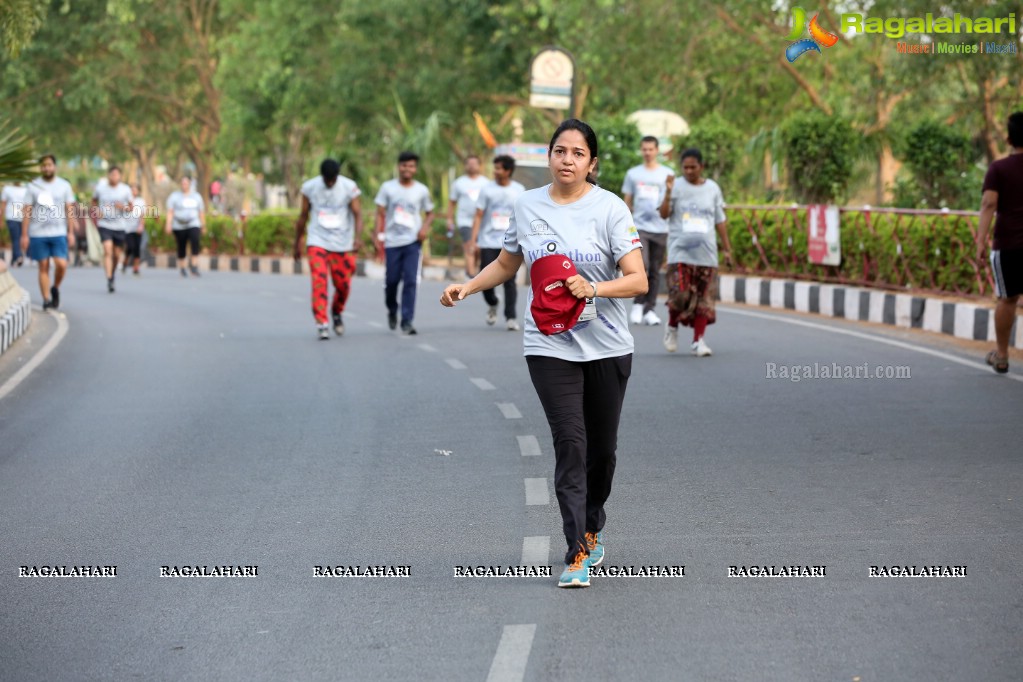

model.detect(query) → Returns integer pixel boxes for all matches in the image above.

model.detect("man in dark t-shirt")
[977,111,1023,373]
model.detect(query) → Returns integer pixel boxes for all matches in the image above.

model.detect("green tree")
[781,110,859,204]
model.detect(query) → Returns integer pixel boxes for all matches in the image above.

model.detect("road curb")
[0,269,32,357]
[718,273,1022,350]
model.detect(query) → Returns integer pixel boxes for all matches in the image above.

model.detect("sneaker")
[388,311,398,330]
[50,286,59,309]
[486,305,498,326]
[558,550,591,588]
[694,338,713,357]
[189,266,200,277]
[663,325,678,353]
[642,310,662,326]
[180,267,188,278]
[333,313,345,336]
[107,277,115,293]
[401,322,417,336]
[317,325,330,340]
[132,269,140,277]
[15,256,24,267]
[506,318,521,331]
[630,303,643,325]
[585,531,604,567]
[42,299,53,311]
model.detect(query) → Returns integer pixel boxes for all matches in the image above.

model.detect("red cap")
[530,255,585,335]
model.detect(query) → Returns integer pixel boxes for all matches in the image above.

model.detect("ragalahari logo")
[785,7,839,62]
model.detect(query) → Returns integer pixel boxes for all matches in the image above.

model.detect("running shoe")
[486,305,498,326]
[694,338,713,357]
[388,311,398,330]
[50,286,59,309]
[584,531,604,567]
[189,266,200,277]
[506,319,521,331]
[558,550,590,588]
[986,350,1009,374]
[42,299,53,311]
[333,313,345,337]
[401,322,417,336]
[107,277,115,293]
[15,256,23,267]
[318,325,330,340]
[180,267,188,278]
[630,303,643,325]
[663,325,678,353]
[642,310,662,326]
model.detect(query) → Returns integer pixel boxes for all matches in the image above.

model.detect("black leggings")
[526,354,632,563]
[124,232,142,259]
[174,227,201,260]
[479,247,517,320]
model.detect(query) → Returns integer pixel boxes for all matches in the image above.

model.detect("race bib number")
[182,198,199,209]
[681,213,710,234]
[637,183,660,202]
[491,212,511,231]
[318,209,342,229]
[578,298,597,322]
[394,205,417,229]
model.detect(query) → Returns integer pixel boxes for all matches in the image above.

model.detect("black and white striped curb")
[1,286,31,357]
[719,274,1022,349]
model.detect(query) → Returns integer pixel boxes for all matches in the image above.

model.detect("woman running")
[441,119,647,588]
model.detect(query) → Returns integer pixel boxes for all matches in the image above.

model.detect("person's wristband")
[590,281,598,298]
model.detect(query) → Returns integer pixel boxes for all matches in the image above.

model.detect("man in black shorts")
[978,111,1023,373]
[91,165,133,292]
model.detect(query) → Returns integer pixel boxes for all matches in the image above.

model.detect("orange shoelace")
[568,550,588,572]
[584,532,599,551]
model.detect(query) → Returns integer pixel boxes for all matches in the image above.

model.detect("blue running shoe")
[585,531,604,567]
[558,550,590,588]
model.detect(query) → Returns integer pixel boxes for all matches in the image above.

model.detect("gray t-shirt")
[167,191,205,229]
[451,174,489,227]
[476,180,525,249]
[666,178,726,267]
[24,177,76,238]
[92,179,134,231]
[504,184,641,362]
[374,179,434,248]
[302,175,361,253]
[621,164,674,235]
[2,185,26,221]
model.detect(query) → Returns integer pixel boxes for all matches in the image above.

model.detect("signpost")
[529,47,575,112]
[807,204,841,266]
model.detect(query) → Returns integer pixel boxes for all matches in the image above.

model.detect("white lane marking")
[445,358,467,370]
[471,377,496,391]
[345,311,359,319]
[520,536,550,565]
[720,305,1023,384]
[0,312,70,403]
[496,402,522,419]
[524,478,549,506]
[367,321,384,328]
[517,435,542,457]
[418,343,437,353]
[486,624,537,682]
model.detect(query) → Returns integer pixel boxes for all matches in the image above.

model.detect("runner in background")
[469,154,524,330]
[659,148,732,356]
[123,184,145,276]
[293,159,362,340]
[375,151,434,335]
[165,177,205,277]
[447,155,488,277]
[978,111,1023,374]
[1,181,27,266]
[92,165,133,293]
[622,136,673,326]
[21,154,76,310]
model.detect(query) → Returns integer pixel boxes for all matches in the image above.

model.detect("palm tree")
[0,120,37,183]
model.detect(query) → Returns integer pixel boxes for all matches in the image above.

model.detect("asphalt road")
[1,265,1021,681]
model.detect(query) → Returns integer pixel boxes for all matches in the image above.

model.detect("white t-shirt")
[475,180,525,249]
[374,179,434,248]
[92,179,134,231]
[302,175,361,253]
[665,178,726,267]
[167,191,205,229]
[451,174,489,227]
[503,184,642,362]
[621,164,674,235]
[130,196,146,231]
[25,177,76,238]
[1,185,26,221]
